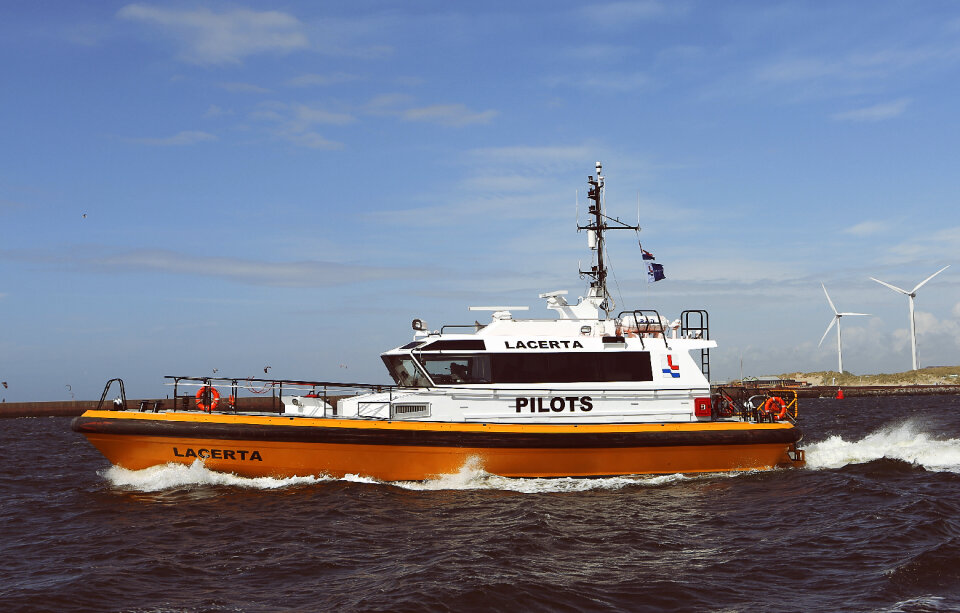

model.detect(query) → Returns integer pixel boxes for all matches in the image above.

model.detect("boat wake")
[103,461,333,492]
[102,457,751,494]
[804,421,960,473]
[393,457,698,493]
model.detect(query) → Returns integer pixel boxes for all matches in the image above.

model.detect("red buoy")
[836,388,845,399]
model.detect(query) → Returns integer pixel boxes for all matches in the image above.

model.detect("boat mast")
[578,161,641,316]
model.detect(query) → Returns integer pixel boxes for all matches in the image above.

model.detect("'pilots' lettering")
[505,340,584,349]
[514,396,593,413]
[173,447,263,461]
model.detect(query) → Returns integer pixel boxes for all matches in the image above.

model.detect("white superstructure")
[335,162,717,424]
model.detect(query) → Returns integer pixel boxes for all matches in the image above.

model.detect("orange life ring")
[196,386,220,412]
[762,396,787,420]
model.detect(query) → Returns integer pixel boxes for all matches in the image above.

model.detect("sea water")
[1,395,958,611]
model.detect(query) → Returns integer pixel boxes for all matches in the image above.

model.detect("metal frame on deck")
[165,375,396,415]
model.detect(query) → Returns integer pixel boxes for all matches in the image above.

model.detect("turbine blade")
[870,277,909,294]
[839,312,870,317]
[911,265,950,293]
[819,316,838,347]
[821,283,838,314]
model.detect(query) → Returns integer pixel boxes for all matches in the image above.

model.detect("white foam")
[102,457,756,494]
[103,460,332,492]
[804,421,960,473]
[391,456,719,493]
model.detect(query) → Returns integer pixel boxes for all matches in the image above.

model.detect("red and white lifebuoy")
[761,396,787,420]
[196,386,220,412]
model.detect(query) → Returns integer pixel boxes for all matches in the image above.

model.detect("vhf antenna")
[577,161,641,315]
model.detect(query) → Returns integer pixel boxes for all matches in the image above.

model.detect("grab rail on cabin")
[616,309,669,350]
[96,378,127,411]
[680,310,710,381]
[440,324,484,334]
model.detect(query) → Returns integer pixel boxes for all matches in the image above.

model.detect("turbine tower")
[819,283,869,373]
[870,265,950,371]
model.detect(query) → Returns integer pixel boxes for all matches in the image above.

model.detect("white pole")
[837,318,844,373]
[909,295,918,370]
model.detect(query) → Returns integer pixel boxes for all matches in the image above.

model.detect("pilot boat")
[73,163,804,481]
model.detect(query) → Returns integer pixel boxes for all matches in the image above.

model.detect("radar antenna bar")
[576,161,640,315]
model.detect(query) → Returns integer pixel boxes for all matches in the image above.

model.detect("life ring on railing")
[761,396,787,420]
[196,386,220,412]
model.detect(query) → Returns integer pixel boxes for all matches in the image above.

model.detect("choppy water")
[2,396,959,612]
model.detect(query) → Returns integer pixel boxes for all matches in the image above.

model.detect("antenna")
[869,265,950,370]
[575,189,580,227]
[576,161,641,316]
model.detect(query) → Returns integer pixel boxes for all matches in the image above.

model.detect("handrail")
[97,378,127,411]
[439,324,482,334]
[616,309,669,349]
[165,375,396,415]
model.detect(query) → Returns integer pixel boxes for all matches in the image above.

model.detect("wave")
[103,461,333,492]
[392,456,702,493]
[102,457,752,494]
[804,421,960,473]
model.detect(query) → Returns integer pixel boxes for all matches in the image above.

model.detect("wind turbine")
[870,265,950,371]
[819,283,869,373]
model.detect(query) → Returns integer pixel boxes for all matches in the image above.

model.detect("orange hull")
[73,410,804,481]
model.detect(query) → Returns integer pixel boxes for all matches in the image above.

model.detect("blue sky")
[2,1,959,401]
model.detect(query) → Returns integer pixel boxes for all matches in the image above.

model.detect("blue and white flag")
[647,262,665,283]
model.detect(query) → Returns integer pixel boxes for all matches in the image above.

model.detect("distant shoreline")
[0,397,279,418]
[713,383,960,399]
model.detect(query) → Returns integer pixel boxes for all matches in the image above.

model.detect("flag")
[641,249,655,261]
[647,262,665,283]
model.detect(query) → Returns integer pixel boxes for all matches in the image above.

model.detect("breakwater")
[0,396,282,418]
[714,384,960,398]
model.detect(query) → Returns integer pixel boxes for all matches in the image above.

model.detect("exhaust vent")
[393,403,430,418]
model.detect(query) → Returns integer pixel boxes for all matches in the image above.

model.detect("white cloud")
[130,131,217,146]
[400,104,497,127]
[248,102,353,149]
[287,73,360,87]
[580,1,686,26]
[2,248,405,288]
[204,105,231,118]
[217,81,270,94]
[843,220,890,236]
[466,145,594,166]
[361,95,497,127]
[544,72,652,93]
[289,105,355,126]
[887,226,960,261]
[915,310,960,355]
[117,4,309,64]
[832,98,911,122]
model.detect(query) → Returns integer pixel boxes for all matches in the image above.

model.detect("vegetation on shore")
[776,366,960,387]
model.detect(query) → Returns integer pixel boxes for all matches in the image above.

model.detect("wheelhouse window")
[419,355,492,384]
[402,351,654,385]
[487,352,653,383]
[382,355,432,387]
